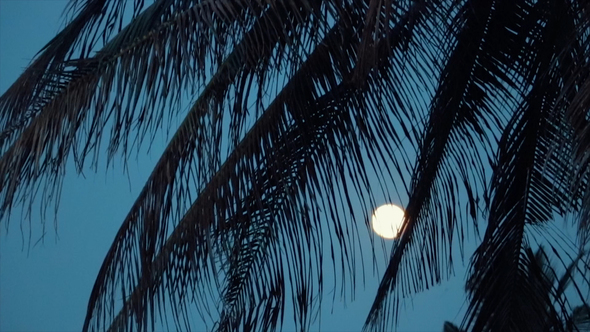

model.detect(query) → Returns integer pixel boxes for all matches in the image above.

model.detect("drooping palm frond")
[461,1,589,330]
[446,246,585,331]
[83,1,443,330]
[4,0,590,331]
[566,2,590,245]
[0,0,329,229]
[83,12,358,330]
[0,0,145,145]
[364,0,536,328]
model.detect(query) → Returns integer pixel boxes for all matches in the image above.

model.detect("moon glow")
[371,204,405,239]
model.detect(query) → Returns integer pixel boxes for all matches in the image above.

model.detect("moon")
[371,204,405,239]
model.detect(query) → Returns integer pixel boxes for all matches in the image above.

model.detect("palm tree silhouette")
[446,246,590,331]
[2,0,590,331]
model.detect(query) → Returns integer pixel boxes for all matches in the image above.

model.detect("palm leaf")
[84,0,441,330]
[449,246,585,331]
[3,0,590,331]
[77,2,343,331]
[0,0,320,230]
[0,0,145,143]
[462,1,588,330]
[364,0,534,328]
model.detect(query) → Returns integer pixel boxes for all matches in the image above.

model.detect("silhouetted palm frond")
[81,1,444,330]
[3,0,590,331]
[460,1,590,330]
[447,246,586,331]
[0,0,145,144]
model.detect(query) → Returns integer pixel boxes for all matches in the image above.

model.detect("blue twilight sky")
[0,1,472,331]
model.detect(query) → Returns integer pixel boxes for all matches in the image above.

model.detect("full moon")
[371,204,405,239]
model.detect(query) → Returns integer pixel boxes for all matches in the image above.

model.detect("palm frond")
[4,0,590,331]
[79,2,342,331]
[83,16,351,332]
[0,0,325,232]
[558,0,590,245]
[462,2,588,330]
[0,0,145,141]
[83,0,443,330]
[363,0,535,328]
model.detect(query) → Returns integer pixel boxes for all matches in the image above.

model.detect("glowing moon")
[371,204,405,239]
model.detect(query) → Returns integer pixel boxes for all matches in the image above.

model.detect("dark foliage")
[2,0,590,331]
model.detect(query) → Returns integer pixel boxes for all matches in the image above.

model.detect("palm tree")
[2,0,590,331]
[445,246,590,331]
